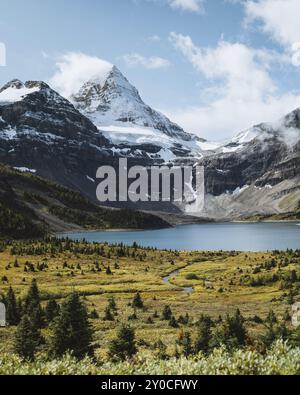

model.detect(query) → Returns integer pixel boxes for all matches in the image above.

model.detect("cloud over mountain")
[50,52,113,99]
[166,32,300,140]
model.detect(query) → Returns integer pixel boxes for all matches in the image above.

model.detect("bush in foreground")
[1,341,300,375]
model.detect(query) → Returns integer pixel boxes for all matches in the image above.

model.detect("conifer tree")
[283,309,291,322]
[290,270,297,283]
[17,298,23,317]
[229,309,247,346]
[261,323,277,348]
[45,300,60,323]
[90,309,99,319]
[287,290,294,305]
[182,332,193,357]
[108,324,137,361]
[108,296,118,312]
[266,309,277,325]
[24,279,44,328]
[132,292,144,309]
[6,286,20,325]
[106,266,112,275]
[211,310,247,351]
[155,340,168,360]
[104,306,114,321]
[162,305,172,320]
[194,316,212,355]
[14,314,41,360]
[262,317,291,348]
[50,292,93,359]
[276,322,290,341]
[169,316,179,328]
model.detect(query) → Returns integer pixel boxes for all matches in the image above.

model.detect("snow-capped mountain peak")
[233,108,300,148]
[71,65,193,143]
[220,107,300,155]
[72,65,142,118]
[0,79,43,104]
[0,79,24,91]
[0,78,109,145]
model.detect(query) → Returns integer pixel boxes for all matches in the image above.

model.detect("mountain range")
[0,64,299,221]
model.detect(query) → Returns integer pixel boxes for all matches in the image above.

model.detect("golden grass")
[0,241,298,356]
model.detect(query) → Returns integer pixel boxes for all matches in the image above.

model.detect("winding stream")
[162,262,196,293]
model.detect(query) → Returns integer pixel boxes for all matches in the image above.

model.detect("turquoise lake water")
[61,222,300,251]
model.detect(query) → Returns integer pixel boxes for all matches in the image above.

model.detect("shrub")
[1,341,300,375]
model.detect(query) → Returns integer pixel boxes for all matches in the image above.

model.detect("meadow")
[0,238,299,365]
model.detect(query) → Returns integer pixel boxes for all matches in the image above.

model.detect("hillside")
[0,165,170,239]
[200,110,300,219]
[243,208,300,222]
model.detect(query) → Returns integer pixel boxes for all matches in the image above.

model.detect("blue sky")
[1,0,300,140]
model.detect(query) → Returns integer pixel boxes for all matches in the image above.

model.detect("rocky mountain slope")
[0,78,113,202]
[0,68,299,221]
[71,65,213,160]
[0,164,170,239]
[0,74,207,214]
[198,110,300,219]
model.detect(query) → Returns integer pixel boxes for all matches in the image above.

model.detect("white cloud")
[245,0,300,46]
[245,0,300,66]
[146,0,205,14]
[49,52,113,98]
[244,0,300,67]
[123,53,171,69]
[167,32,300,140]
[165,92,300,141]
[168,0,205,13]
[169,32,276,100]
[292,42,300,67]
